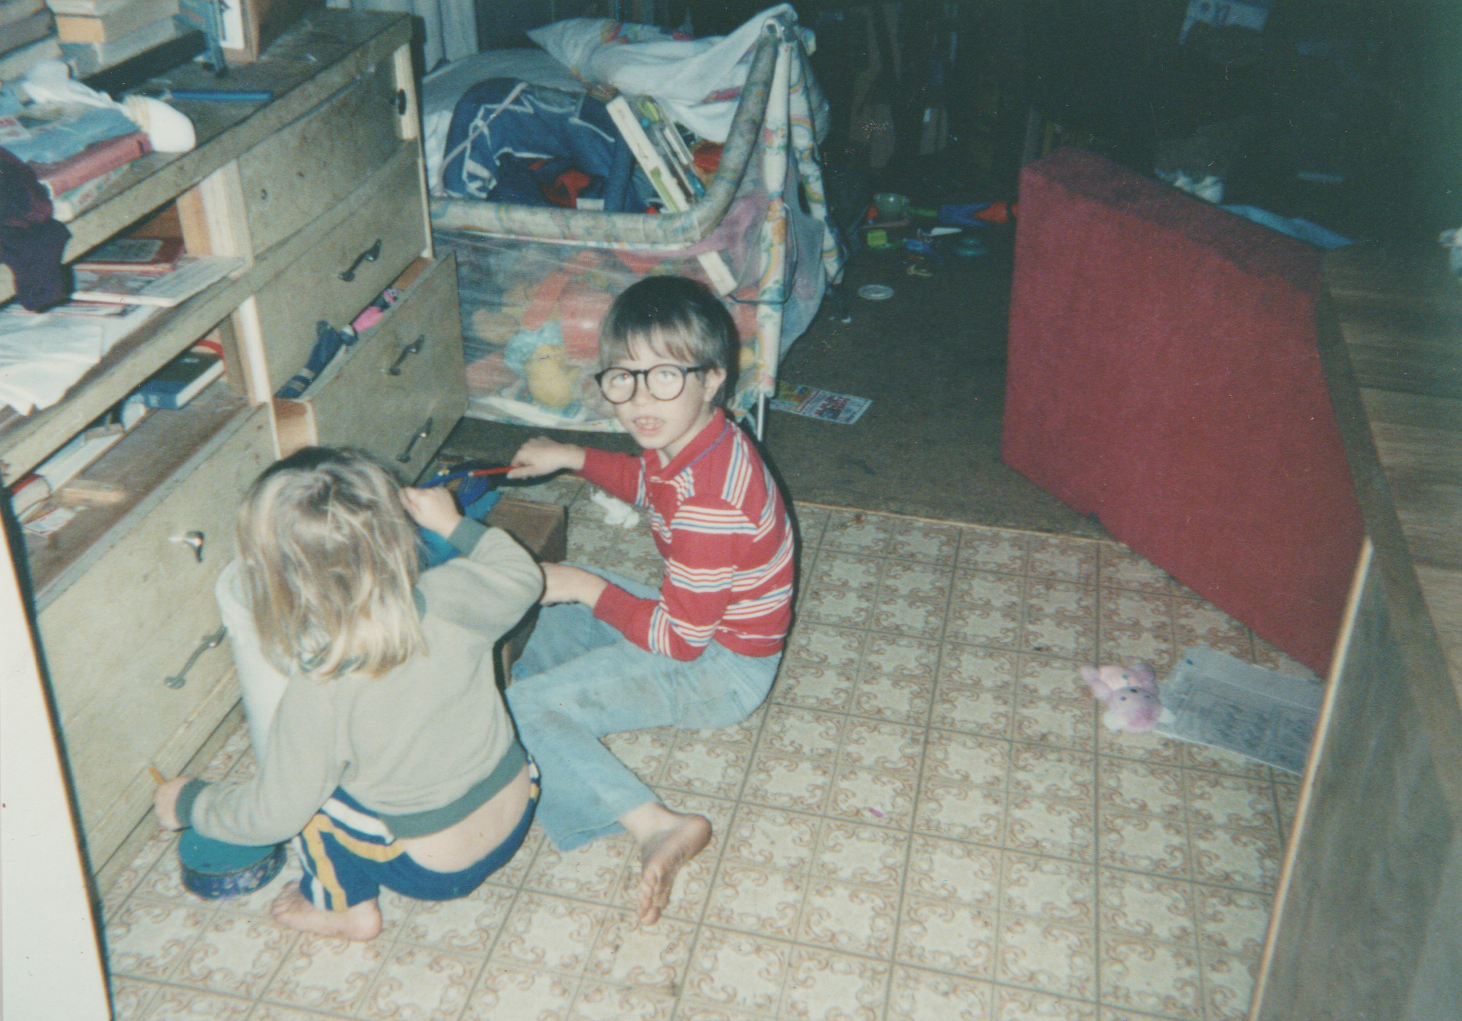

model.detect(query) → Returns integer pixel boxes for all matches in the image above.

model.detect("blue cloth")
[0,87,140,165]
[418,486,502,568]
[274,320,356,399]
[1220,205,1352,250]
[295,767,538,910]
[439,79,648,212]
[505,568,780,852]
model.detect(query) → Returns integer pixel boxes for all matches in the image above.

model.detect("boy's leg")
[276,791,396,940]
[271,884,381,941]
[508,566,780,921]
[511,599,627,680]
[506,632,779,851]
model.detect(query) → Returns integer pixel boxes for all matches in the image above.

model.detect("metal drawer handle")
[396,88,407,115]
[170,530,205,562]
[387,335,425,376]
[397,417,433,463]
[165,626,227,689]
[339,239,382,282]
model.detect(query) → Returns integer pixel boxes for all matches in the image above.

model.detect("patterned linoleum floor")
[103,477,1315,1021]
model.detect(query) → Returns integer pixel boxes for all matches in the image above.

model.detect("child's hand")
[401,486,463,537]
[154,776,189,830]
[541,563,609,608]
[510,437,586,479]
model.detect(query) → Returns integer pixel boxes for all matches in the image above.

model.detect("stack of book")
[50,0,182,78]
[0,0,61,81]
[1,92,156,221]
[0,118,152,221]
[25,126,152,219]
[605,95,735,295]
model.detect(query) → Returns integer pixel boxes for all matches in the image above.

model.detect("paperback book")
[74,236,184,274]
[29,129,151,199]
[69,254,241,307]
[59,13,182,74]
[136,340,223,409]
[49,164,127,221]
[0,7,53,52]
[54,0,178,44]
[605,95,735,294]
[0,36,64,86]
[0,0,46,25]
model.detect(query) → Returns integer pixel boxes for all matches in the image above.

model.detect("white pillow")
[528,5,798,143]
[526,18,683,82]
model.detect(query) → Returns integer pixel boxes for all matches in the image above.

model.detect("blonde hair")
[237,447,425,680]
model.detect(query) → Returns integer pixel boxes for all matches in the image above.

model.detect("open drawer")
[274,253,466,479]
[250,142,430,395]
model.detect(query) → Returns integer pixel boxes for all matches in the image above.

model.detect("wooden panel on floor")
[1253,244,1462,1017]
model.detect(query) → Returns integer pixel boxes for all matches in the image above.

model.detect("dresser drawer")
[252,142,428,394]
[236,57,406,255]
[276,253,465,478]
[248,141,429,393]
[36,404,275,866]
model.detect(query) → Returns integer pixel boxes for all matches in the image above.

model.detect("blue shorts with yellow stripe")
[295,764,538,911]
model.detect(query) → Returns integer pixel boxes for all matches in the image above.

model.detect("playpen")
[424,7,844,434]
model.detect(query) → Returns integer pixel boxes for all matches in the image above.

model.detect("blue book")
[137,344,223,409]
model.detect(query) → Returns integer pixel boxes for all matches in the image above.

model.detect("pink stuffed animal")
[1080,663,1171,733]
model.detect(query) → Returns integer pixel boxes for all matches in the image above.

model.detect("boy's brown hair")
[599,276,740,404]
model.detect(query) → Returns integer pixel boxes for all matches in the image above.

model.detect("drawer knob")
[387,334,425,376]
[165,626,228,689]
[171,530,206,562]
[339,239,383,282]
[397,417,433,464]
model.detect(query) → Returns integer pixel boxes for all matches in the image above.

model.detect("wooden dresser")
[1,11,465,893]
[1252,245,1462,1017]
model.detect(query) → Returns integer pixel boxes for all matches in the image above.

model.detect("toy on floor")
[1080,663,1172,734]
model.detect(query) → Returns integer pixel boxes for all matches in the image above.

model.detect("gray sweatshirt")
[176,520,543,846]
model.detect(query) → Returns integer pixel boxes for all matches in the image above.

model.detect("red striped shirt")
[581,409,794,660]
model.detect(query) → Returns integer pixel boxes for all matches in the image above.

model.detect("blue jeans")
[506,570,781,851]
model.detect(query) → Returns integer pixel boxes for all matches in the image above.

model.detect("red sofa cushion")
[1003,147,1363,675]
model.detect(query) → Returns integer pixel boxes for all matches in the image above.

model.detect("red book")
[29,129,152,200]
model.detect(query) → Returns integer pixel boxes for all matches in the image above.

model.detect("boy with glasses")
[505,275,794,924]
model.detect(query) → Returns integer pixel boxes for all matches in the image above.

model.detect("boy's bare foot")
[270,881,382,941]
[634,812,712,925]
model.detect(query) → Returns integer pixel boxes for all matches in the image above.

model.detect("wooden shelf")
[0,11,411,305]
[25,382,251,600]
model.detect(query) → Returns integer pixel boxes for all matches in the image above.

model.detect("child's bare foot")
[270,881,382,941]
[634,812,711,925]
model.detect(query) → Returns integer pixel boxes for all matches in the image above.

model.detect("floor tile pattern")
[104,481,1313,1020]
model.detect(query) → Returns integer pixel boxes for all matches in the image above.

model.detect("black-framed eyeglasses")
[594,363,712,404]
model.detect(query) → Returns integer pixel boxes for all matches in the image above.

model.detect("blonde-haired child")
[154,447,544,940]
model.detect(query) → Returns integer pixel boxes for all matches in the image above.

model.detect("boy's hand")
[401,486,463,537]
[154,776,189,830]
[509,437,586,479]
[541,563,609,608]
